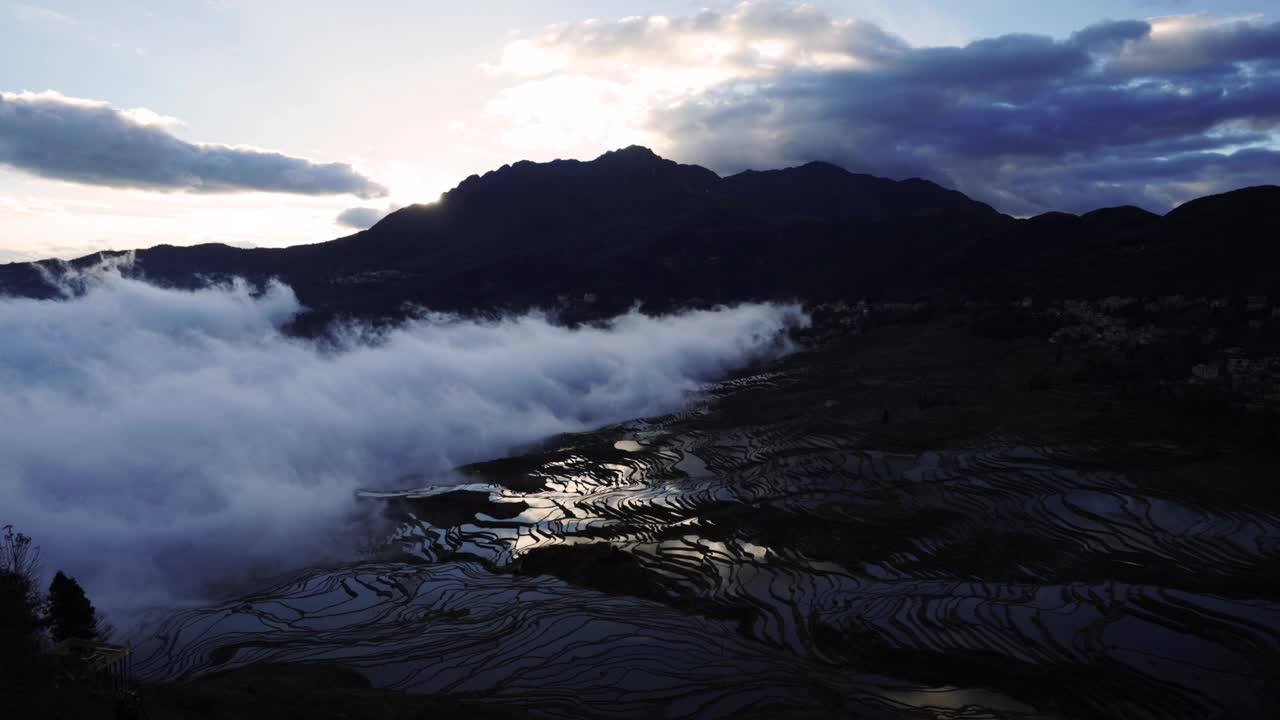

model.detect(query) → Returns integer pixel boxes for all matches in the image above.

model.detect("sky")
[1,0,1278,261]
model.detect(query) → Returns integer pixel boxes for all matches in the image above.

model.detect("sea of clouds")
[0,264,805,611]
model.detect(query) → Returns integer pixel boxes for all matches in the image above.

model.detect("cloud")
[336,204,402,230]
[481,3,907,154]
[0,91,387,198]
[1068,19,1151,51]
[489,3,1280,213]
[0,247,41,263]
[0,261,805,611]
[11,4,74,24]
[490,3,907,76]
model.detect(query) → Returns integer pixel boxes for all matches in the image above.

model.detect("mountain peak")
[795,160,854,174]
[596,145,662,162]
[422,147,998,232]
[434,146,719,222]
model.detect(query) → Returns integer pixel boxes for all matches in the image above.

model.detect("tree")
[1,566,44,651]
[48,571,99,643]
[0,526,44,646]
[1,525,49,699]
[1,524,40,580]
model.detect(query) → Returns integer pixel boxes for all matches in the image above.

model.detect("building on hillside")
[48,638,132,693]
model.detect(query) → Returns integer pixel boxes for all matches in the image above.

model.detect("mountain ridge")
[1,148,1277,331]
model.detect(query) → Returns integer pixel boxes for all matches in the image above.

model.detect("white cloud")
[481,1,907,157]
[11,4,73,24]
[0,263,805,610]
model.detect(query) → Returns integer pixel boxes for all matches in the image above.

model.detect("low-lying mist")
[0,266,806,612]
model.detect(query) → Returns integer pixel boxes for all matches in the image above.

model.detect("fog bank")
[0,268,805,609]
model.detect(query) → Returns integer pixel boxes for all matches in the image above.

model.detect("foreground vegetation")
[0,527,536,718]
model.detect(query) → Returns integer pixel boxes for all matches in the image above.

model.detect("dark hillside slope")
[716,161,992,221]
[958,186,1280,299]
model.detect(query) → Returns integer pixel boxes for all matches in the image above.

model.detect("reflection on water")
[133,370,1280,718]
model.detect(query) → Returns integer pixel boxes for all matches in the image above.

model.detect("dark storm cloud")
[0,91,387,197]
[336,206,396,230]
[1069,20,1151,52]
[648,14,1280,214]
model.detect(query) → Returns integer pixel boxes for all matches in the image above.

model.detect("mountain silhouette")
[2,147,1277,330]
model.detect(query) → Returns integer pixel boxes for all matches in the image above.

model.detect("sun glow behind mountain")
[2,1,1278,260]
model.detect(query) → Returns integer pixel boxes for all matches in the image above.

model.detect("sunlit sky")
[2,0,1278,261]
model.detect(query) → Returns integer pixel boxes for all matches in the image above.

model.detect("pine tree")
[47,570,99,643]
